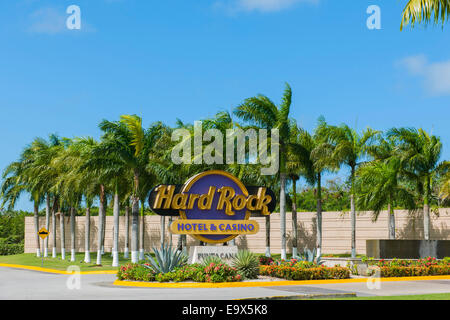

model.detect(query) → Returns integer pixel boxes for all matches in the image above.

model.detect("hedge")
[0,241,24,256]
[380,265,450,277]
[259,264,350,280]
[117,263,243,283]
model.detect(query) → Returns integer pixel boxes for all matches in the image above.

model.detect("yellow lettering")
[232,194,247,211]
[171,193,188,210]
[198,187,216,210]
[187,194,200,210]
[153,185,175,209]
[246,195,258,211]
[217,187,235,216]
[256,188,272,215]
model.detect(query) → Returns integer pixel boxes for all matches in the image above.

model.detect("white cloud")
[215,0,319,13]
[398,55,450,96]
[28,7,67,34]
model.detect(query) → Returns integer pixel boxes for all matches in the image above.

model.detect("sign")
[148,170,276,244]
[38,227,49,240]
[188,246,238,264]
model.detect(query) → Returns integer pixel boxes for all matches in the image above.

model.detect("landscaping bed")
[117,254,352,284]
[259,259,350,280]
[365,257,450,277]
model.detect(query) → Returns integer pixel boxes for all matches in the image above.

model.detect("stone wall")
[25,208,450,255]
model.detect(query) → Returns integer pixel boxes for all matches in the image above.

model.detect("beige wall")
[25,208,450,255]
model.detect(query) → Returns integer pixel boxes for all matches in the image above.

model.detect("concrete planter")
[366,240,450,259]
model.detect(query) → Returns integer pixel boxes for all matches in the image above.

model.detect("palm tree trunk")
[96,185,105,265]
[388,202,395,239]
[34,201,41,258]
[84,206,91,263]
[168,216,173,247]
[44,194,50,257]
[424,176,431,240]
[51,198,57,258]
[112,191,120,267]
[182,234,187,253]
[423,203,430,240]
[265,215,271,257]
[350,166,356,258]
[131,196,140,263]
[60,211,66,260]
[280,172,287,260]
[101,198,107,255]
[316,172,323,257]
[291,177,298,258]
[160,216,165,248]
[177,234,183,251]
[139,200,145,260]
[70,207,76,262]
[124,204,130,258]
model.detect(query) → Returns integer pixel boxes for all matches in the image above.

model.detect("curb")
[0,263,117,275]
[113,275,450,289]
[239,293,358,300]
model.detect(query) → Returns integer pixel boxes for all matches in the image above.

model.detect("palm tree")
[388,128,447,239]
[356,157,417,239]
[234,83,296,259]
[31,135,63,258]
[99,115,155,263]
[290,119,338,257]
[20,135,62,258]
[56,137,103,263]
[286,121,311,257]
[401,0,450,30]
[0,140,51,257]
[315,120,379,258]
[439,171,450,201]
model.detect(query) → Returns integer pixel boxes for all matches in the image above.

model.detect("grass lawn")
[316,293,450,300]
[0,253,133,271]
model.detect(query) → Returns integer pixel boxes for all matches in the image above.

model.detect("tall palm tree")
[19,135,62,258]
[234,83,296,259]
[292,119,338,257]
[356,157,417,239]
[99,115,154,263]
[388,128,447,239]
[315,120,379,257]
[286,120,311,257]
[56,137,101,263]
[401,0,450,30]
[0,140,51,257]
[30,135,63,258]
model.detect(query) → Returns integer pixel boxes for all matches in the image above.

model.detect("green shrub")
[203,263,242,283]
[258,255,274,266]
[373,257,450,268]
[232,250,259,279]
[259,263,350,280]
[143,245,187,274]
[200,255,225,267]
[117,262,243,283]
[380,265,450,277]
[0,239,24,256]
[117,263,155,282]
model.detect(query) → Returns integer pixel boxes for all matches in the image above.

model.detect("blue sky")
[1,0,449,211]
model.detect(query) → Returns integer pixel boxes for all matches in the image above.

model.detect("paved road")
[1,267,449,300]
